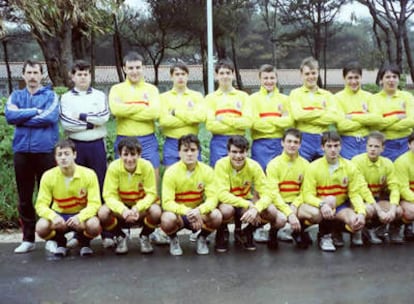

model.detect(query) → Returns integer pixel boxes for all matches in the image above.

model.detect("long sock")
[52,232,67,247]
[141,223,155,237]
[319,220,334,236]
[200,229,211,238]
[243,223,256,234]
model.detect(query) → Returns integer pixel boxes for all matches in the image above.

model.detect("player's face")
[366,137,384,161]
[71,69,91,91]
[344,71,361,92]
[171,68,188,89]
[228,145,247,170]
[381,71,399,94]
[216,68,234,89]
[260,71,277,92]
[179,142,199,167]
[322,140,341,164]
[23,65,42,90]
[282,134,301,157]
[123,60,143,84]
[120,147,139,173]
[301,65,318,90]
[55,147,76,170]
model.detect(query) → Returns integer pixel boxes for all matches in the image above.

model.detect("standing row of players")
[5,52,414,255]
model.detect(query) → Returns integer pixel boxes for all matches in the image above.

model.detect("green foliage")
[362,83,380,94]
[0,96,19,227]
[53,86,69,97]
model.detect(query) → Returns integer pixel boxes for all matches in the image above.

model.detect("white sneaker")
[319,234,336,252]
[66,237,79,249]
[277,224,293,242]
[102,238,115,249]
[45,240,58,254]
[351,231,364,247]
[149,229,170,245]
[196,236,209,255]
[189,231,200,242]
[54,246,68,257]
[169,236,183,256]
[80,246,93,256]
[14,241,35,254]
[367,228,382,245]
[115,236,128,254]
[139,235,154,254]
[253,227,269,243]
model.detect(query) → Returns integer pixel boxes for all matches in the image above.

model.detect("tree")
[10,0,113,87]
[357,0,414,83]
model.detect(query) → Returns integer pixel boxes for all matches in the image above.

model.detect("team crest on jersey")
[197,182,204,190]
[321,100,327,108]
[401,101,406,110]
[278,104,283,112]
[243,181,251,187]
[143,92,149,101]
[79,188,87,196]
[362,103,368,112]
[138,182,143,189]
[235,100,242,110]
[341,177,349,187]
[380,175,387,185]
[298,174,304,184]
[187,100,194,108]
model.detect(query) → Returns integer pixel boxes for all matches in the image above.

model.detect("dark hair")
[342,61,362,78]
[367,131,386,145]
[170,63,189,75]
[54,139,76,153]
[283,128,302,142]
[71,60,91,74]
[178,134,200,151]
[123,51,144,66]
[117,137,142,155]
[408,131,414,144]
[227,135,249,152]
[300,57,318,72]
[215,59,234,73]
[378,63,401,81]
[321,131,341,146]
[259,64,277,77]
[22,60,43,74]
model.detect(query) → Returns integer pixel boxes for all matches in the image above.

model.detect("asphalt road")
[1,232,414,304]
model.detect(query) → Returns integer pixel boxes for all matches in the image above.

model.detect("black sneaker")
[242,229,256,251]
[267,228,279,250]
[215,227,229,253]
[292,230,312,249]
[404,223,414,241]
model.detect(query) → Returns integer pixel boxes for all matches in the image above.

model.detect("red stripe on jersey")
[383,110,405,117]
[348,111,364,115]
[259,112,282,118]
[215,109,242,116]
[318,185,347,191]
[317,191,348,196]
[176,190,203,197]
[125,101,149,106]
[303,106,323,110]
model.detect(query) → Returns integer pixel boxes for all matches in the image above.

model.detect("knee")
[208,209,223,229]
[36,218,52,239]
[219,204,234,222]
[98,205,111,222]
[275,213,287,228]
[160,212,179,234]
[365,204,375,219]
[85,217,101,237]
[148,204,162,220]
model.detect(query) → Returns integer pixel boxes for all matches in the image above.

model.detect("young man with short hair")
[160,134,222,255]
[250,64,293,170]
[205,60,252,167]
[352,131,403,244]
[99,137,161,254]
[265,128,310,248]
[159,63,205,167]
[289,57,340,161]
[335,62,381,159]
[109,51,161,174]
[214,135,277,252]
[5,60,59,254]
[301,131,370,252]
[35,139,101,257]
[394,131,414,241]
[372,64,414,161]
[60,60,111,248]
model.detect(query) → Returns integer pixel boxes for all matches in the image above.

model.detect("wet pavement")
[1,231,414,304]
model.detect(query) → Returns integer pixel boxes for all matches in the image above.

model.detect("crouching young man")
[160,134,222,255]
[99,137,161,254]
[214,135,285,252]
[300,131,369,252]
[35,139,101,257]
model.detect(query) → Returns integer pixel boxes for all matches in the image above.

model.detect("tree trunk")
[90,30,96,87]
[231,36,243,90]
[113,14,124,83]
[2,40,13,94]
[200,34,208,95]
[403,24,414,87]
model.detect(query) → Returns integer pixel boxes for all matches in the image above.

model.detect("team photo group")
[5,51,414,258]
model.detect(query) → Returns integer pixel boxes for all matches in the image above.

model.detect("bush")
[0,96,19,228]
